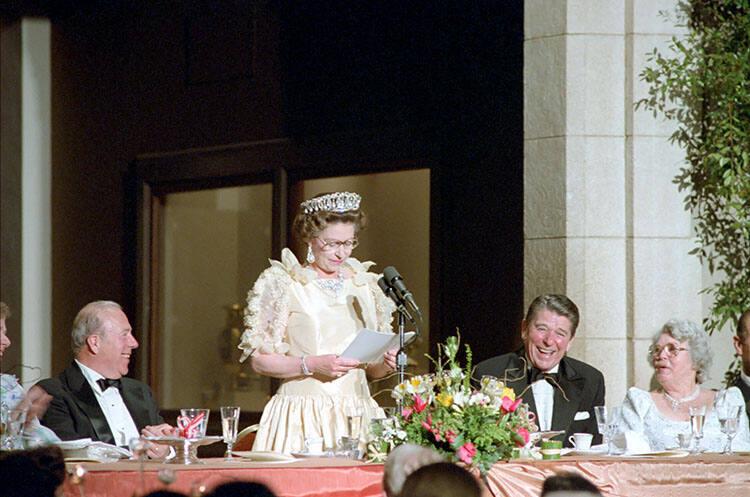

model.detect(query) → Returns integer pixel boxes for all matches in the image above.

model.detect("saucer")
[231,451,295,462]
[290,451,332,458]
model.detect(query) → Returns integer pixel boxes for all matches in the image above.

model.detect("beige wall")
[524,0,736,405]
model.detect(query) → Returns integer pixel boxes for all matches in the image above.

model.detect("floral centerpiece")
[367,335,536,473]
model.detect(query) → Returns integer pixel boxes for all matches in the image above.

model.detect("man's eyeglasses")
[316,238,359,252]
[649,343,689,358]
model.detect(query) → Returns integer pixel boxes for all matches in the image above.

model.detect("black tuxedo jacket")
[37,363,163,445]
[474,351,605,446]
[732,377,750,421]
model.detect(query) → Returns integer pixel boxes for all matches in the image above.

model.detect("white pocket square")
[574,411,590,421]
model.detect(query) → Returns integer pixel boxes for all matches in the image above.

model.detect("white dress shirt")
[530,363,560,432]
[75,360,140,446]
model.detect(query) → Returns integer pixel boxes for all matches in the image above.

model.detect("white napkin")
[613,430,651,455]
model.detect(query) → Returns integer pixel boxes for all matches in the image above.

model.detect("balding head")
[383,444,444,497]
[71,301,124,355]
[71,301,138,379]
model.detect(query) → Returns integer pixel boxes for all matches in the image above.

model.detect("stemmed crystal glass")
[688,405,706,454]
[220,406,241,461]
[717,404,741,455]
[594,406,620,455]
[129,437,148,493]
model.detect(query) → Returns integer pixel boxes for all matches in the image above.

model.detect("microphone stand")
[395,303,417,413]
[396,307,408,388]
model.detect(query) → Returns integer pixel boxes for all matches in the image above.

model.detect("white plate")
[231,451,295,462]
[55,438,93,450]
[623,449,689,458]
[529,431,565,444]
[290,451,332,459]
[563,448,606,456]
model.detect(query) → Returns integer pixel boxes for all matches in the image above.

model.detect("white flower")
[452,391,469,407]
[469,392,490,406]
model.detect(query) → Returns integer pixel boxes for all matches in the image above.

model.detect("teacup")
[540,439,563,460]
[568,432,593,451]
[304,436,324,454]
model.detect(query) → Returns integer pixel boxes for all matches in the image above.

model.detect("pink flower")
[514,427,530,447]
[456,442,477,464]
[402,407,413,419]
[445,430,457,444]
[413,394,428,413]
[501,396,522,414]
[421,414,433,431]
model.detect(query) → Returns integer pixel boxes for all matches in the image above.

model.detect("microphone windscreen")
[383,266,400,285]
[378,276,390,295]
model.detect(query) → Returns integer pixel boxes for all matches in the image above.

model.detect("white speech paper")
[340,329,416,363]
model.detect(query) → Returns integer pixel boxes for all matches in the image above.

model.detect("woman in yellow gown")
[239,192,397,453]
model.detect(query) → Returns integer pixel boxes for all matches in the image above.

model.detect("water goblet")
[594,406,620,455]
[345,406,364,441]
[717,404,741,455]
[676,432,693,450]
[0,407,27,450]
[688,405,706,454]
[129,437,148,493]
[220,406,241,461]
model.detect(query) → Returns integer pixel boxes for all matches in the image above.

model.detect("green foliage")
[371,334,534,474]
[636,0,750,386]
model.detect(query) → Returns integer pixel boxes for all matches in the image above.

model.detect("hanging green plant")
[635,0,750,386]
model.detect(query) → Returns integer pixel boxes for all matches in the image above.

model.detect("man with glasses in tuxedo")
[474,294,605,446]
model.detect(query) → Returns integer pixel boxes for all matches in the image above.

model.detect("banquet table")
[60,453,750,497]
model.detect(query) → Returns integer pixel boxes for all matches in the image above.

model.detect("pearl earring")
[306,244,315,264]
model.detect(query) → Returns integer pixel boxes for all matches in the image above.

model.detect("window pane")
[159,184,272,410]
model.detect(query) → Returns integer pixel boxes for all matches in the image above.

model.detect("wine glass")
[717,404,741,455]
[346,406,363,440]
[594,406,620,455]
[220,406,241,461]
[688,405,706,454]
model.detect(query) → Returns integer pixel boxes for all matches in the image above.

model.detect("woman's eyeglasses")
[316,238,359,252]
[649,343,689,358]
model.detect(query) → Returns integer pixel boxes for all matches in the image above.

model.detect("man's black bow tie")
[97,378,123,391]
[528,367,559,385]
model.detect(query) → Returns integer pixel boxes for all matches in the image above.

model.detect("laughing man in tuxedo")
[474,294,605,446]
[732,310,750,420]
[37,301,174,457]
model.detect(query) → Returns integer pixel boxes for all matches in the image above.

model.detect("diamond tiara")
[300,192,362,215]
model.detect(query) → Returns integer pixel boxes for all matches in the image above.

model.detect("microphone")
[382,266,422,320]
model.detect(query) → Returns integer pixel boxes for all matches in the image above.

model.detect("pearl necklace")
[662,385,701,411]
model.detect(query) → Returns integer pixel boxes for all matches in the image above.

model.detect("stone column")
[524,0,702,405]
[0,18,52,382]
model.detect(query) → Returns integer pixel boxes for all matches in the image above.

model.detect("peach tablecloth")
[486,454,750,497]
[61,454,750,497]
[62,458,385,497]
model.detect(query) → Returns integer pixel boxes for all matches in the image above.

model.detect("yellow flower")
[436,392,453,407]
[502,387,516,401]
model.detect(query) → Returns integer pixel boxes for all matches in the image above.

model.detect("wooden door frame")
[129,130,439,398]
